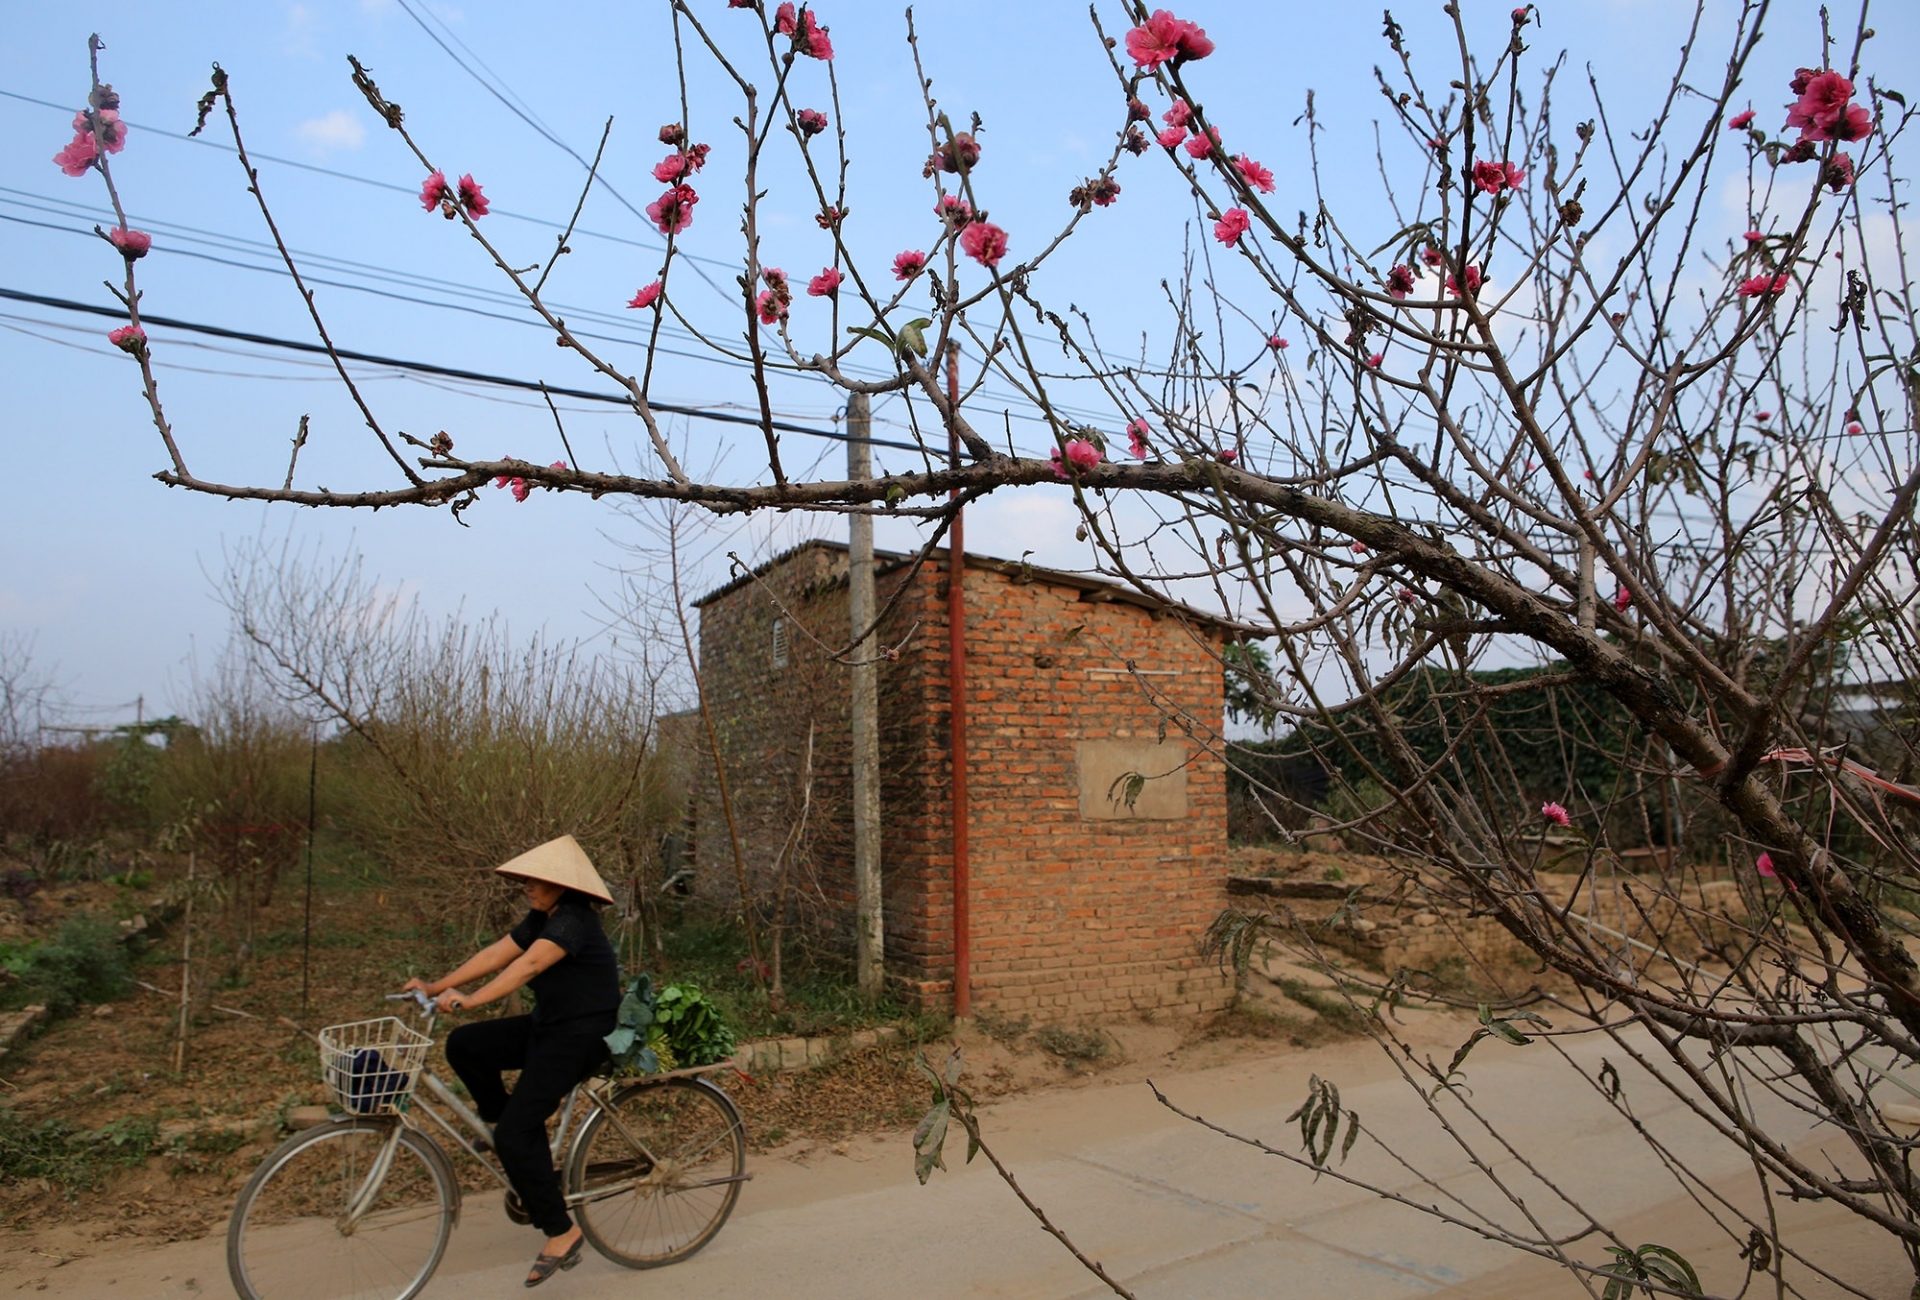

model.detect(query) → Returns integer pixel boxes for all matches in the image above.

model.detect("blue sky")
[1,0,1908,720]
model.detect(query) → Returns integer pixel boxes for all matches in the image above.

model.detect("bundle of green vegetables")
[603,975,737,1074]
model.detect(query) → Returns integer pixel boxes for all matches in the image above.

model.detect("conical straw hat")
[494,835,613,904]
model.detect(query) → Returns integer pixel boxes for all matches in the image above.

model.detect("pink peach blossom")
[457,174,489,217]
[1217,447,1237,464]
[1126,418,1150,459]
[1756,852,1777,878]
[1541,801,1571,828]
[109,227,152,259]
[1125,11,1214,68]
[1156,126,1187,149]
[1446,265,1483,298]
[1421,245,1445,268]
[653,153,693,183]
[1755,411,1771,422]
[1823,152,1856,192]
[1471,159,1525,195]
[91,109,127,154]
[1163,100,1192,130]
[1743,230,1764,243]
[1350,541,1369,553]
[1846,421,1864,435]
[806,266,843,296]
[420,170,451,211]
[52,130,96,177]
[935,195,973,228]
[627,281,663,310]
[1737,273,1789,297]
[1234,154,1275,193]
[647,184,699,236]
[1365,353,1383,369]
[1786,70,1868,143]
[756,288,786,325]
[1213,208,1251,247]
[797,108,828,138]
[1727,109,1755,130]
[1183,127,1220,159]
[928,133,981,175]
[1047,441,1103,480]
[1613,587,1632,612]
[801,11,834,60]
[107,323,146,354]
[960,220,1009,267]
[892,250,927,280]
[777,5,832,58]
[1386,264,1414,299]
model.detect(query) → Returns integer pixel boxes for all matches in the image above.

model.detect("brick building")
[687,540,1235,1020]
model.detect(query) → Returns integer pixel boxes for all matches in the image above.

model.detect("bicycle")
[226,991,749,1300]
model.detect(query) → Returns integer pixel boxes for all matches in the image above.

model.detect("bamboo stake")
[173,850,194,1074]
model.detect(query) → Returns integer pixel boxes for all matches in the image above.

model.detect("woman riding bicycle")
[402,835,620,1288]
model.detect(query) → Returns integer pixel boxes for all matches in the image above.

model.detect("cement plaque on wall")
[1075,740,1190,820]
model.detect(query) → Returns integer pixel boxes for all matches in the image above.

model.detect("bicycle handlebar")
[387,990,437,1015]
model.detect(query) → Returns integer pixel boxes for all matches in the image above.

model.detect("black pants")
[445,1014,611,1237]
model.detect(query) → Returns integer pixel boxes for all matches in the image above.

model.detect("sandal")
[523,1235,584,1288]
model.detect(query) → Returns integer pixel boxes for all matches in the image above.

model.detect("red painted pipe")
[946,343,971,1019]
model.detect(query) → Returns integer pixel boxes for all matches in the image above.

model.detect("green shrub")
[0,914,131,1018]
[0,1109,156,1189]
[1033,1025,1112,1062]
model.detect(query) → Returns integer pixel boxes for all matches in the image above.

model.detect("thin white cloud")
[296,110,367,157]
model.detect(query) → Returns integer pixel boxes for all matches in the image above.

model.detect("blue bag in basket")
[345,1047,409,1113]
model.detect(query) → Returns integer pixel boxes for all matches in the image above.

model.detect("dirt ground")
[0,851,1345,1252]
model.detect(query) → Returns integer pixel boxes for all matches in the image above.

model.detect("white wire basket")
[317,1017,432,1115]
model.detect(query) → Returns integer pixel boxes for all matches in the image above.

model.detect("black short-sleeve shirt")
[509,897,620,1030]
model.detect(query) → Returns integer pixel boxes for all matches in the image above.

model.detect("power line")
[0,85,734,267]
[0,189,1110,440]
[3,91,1127,433]
[0,285,931,453]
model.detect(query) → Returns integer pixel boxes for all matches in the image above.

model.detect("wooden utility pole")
[848,393,885,995]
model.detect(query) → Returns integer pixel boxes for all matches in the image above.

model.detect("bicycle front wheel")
[227,1117,456,1300]
[568,1076,746,1268]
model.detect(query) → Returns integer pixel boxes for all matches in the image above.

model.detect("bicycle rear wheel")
[567,1076,746,1268]
[227,1117,457,1300]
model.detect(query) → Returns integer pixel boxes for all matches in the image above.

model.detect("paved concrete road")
[16,1013,1910,1298]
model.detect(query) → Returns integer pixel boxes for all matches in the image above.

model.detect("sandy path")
[7,1008,1908,1298]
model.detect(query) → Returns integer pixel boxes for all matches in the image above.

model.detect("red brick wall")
[692,543,1233,1019]
[916,558,1234,1018]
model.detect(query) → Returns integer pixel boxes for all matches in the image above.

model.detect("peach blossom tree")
[55,3,1920,1294]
